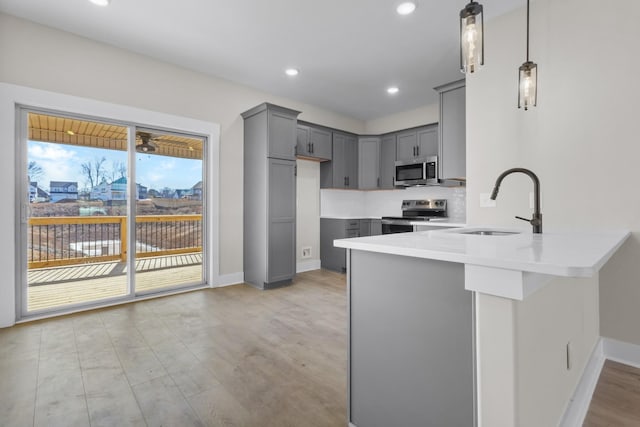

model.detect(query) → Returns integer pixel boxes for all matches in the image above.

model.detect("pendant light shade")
[518,61,537,110]
[518,0,537,110]
[460,1,484,74]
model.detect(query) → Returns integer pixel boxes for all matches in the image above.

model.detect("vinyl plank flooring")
[0,269,348,427]
[584,360,640,426]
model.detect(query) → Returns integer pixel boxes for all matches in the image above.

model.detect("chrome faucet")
[490,168,542,233]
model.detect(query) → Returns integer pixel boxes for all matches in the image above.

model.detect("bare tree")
[80,156,107,189]
[27,161,44,183]
[107,160,127,182]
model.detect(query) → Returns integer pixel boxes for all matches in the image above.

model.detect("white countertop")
[320,216,382,220]
[334,226,630,278]
[320,216,467,228]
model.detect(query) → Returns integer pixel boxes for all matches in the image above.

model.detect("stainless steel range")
[381,199,448,234]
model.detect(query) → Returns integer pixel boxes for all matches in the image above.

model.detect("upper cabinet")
[296,124,332,161]
[379,134,396,189]
[358,137,381,190]
[396,124,438,162]
[321,132,358,189]
[435,79,466,181]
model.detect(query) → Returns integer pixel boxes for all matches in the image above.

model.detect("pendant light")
[459,1,484,74]
[518,0,537,110]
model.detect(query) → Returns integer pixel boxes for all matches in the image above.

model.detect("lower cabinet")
[321,218,381,272]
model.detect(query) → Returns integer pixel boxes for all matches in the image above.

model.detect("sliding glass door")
[19,109,206,317]
[133,128,204,295]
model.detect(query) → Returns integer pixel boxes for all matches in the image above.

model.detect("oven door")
[381,220,414,234]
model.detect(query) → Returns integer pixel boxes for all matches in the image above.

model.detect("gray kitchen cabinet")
[321,218,357,272]
[349,250,474,427]
[396,124,439,161]
[321,132,358,188]
[379,134,396,189]
[242,103,300,289]
[370,219,382,236]
[268,108,298,160]
[359,219,371,237]
[296,124,332,161]
[321,218,378,272]
[358,137,380,190]
[435,79,466,181]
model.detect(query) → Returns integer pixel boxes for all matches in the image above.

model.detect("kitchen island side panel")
[348,250,475,427]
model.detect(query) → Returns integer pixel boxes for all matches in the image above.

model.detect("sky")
[28,141,202,192]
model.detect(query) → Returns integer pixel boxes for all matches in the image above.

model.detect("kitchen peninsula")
[335,227,630,427]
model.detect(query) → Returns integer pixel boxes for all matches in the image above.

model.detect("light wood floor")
[5,268,639,426]
[0,269,347,427]
[584,360,640,426]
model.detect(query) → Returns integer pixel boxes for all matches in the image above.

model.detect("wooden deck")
[27,253,203,312]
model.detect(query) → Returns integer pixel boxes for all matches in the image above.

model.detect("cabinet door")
[320,218,348,272]
[358,137,380,190]
[268,159,296,283]
[439,85,466,180]
[359,219,371,237]
[380,134,396,189]
[310,127,332,160]
[296,125,311,157]
[268,111,296,160]
[396,131,418,161]
[417,125,439,158]
[370,219,382,236]
[345,135,359,188]
[332,133,347,188]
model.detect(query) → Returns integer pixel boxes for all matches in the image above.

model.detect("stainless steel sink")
[459,230,521,236]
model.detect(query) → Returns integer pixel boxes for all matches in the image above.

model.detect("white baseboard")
[560,337,640,426]
[296,259,321,273]
[603,337,640,369]
[215,272,244,287]
[559,339,605,427]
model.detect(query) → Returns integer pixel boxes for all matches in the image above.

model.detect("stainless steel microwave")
[395,156,439,186]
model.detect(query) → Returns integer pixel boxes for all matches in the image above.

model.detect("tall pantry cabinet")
[241,103,301,289]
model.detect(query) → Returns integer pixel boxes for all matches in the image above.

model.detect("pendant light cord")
[526,0,530,62]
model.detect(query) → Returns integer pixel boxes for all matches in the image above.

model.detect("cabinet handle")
[344,176,347,186]
[346,176,350,187]
[417,146,420,156]
[311,142,314,153]
[377,177,380,187]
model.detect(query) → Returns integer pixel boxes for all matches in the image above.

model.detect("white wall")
[466,0,640,347]
[365,103,439,135]
[0,13,365,282]
[296,159,320,271]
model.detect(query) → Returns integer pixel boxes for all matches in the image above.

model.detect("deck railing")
[28,215,202,269]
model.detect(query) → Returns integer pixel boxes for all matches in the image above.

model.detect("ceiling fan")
[136,132,157,153]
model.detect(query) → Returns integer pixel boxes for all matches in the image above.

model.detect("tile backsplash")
[321,186,467,221]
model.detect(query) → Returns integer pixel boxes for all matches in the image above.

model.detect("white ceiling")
[0,0,521,121]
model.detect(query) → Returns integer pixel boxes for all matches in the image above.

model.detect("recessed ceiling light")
[387,86,399,95]
[89,0,110,6]
[396,2,417,15]
[285,68,299,77]
[66,130,75,135]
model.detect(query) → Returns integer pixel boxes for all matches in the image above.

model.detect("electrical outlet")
[302,247,312,259]
[480,193,497,208]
